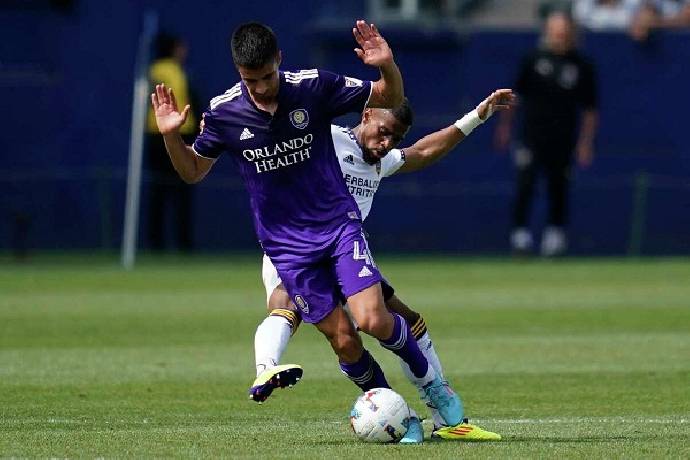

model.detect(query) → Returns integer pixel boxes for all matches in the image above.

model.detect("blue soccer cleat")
[399,415,424,444]
[422,376,463,426]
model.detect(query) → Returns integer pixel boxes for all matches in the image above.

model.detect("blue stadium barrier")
[0,2,688,254]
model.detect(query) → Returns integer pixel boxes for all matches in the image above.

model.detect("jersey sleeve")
[380,148,406,177]
[192,108,224,160]
[318,70,373,118]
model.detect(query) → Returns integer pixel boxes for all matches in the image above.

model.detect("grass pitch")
[1,255,689,458]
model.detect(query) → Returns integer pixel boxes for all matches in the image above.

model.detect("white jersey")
[261,124,406,300]
[331,125,406,220]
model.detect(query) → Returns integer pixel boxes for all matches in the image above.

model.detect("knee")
[267,284,291,312]
[357,313,393,340]
[329,331,362,363]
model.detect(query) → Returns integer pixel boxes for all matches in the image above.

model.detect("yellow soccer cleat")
[248,364,303,403]
[432,418,502,441]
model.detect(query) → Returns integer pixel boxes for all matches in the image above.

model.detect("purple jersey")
[192,70,373,262]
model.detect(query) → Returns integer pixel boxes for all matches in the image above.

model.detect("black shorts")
[381,278,395,302]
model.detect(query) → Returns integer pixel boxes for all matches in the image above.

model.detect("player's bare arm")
[151,83,215,183]
[352,20,403,109]
[399,89,515,173]
[576,108,598,168]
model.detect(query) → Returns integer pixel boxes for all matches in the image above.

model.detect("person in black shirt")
[495,11,598,256]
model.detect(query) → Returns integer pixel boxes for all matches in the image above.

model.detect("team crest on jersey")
[294,295,309,314]
[289,109,309,129]
[559,64,579,89]
[345,76,363,87]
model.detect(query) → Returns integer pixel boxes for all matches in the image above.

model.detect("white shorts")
[261,253,282,302]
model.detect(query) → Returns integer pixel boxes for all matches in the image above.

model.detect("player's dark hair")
[391,98,414,127]
[155,32,180,59]
[231,22,279,69]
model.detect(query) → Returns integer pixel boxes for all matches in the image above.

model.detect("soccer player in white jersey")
[251,89,515,441]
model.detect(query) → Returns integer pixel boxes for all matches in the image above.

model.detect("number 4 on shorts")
[353,240,376,267]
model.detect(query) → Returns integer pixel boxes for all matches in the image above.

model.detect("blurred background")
[1,0,689,259]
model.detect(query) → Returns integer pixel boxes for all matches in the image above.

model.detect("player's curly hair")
[230,22,279,69]
[391,97,414,127]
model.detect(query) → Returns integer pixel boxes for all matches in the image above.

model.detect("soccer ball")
[349,388,410,442]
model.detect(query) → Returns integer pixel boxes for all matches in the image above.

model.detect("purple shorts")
[270,220,382,324]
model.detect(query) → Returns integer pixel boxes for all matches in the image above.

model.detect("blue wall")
[1,1,689,254]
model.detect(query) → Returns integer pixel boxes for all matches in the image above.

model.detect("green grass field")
[1,255,689,458]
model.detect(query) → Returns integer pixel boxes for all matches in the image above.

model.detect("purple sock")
[340,349,390,391]
[380,313,429,378]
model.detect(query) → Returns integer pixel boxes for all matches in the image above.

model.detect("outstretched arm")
[398,89,515,173]
[352,20,403,109]
[151,83,215,184]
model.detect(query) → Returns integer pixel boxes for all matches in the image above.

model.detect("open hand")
[352,20,394,68]
[151,83,190,135]
[477,89,516,121]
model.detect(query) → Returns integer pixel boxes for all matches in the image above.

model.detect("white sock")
[254,315,292,376]
[399,356,436,389]
[400,332,447,428]
[417,332,445,381]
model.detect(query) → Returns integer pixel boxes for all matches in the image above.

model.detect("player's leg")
[254,255,302,376]
[384,292,445,381]
[541,151,570,256]
[335,224,463,426]
[511,144,537,254]
[249,255,303,403]
[385,291,501,440]
[384,291,448,429]
[315,304,425,445]
[268,252,393,394]
[314,304,391,391]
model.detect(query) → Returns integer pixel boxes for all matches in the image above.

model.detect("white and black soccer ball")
[349,388,410,443]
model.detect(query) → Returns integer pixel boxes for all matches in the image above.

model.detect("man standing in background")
[495,11,598,256]
[146,33,197,252]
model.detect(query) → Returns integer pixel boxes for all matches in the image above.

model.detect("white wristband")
[454,109,484,136]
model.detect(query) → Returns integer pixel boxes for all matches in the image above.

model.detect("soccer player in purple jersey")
[151,20,464,443]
